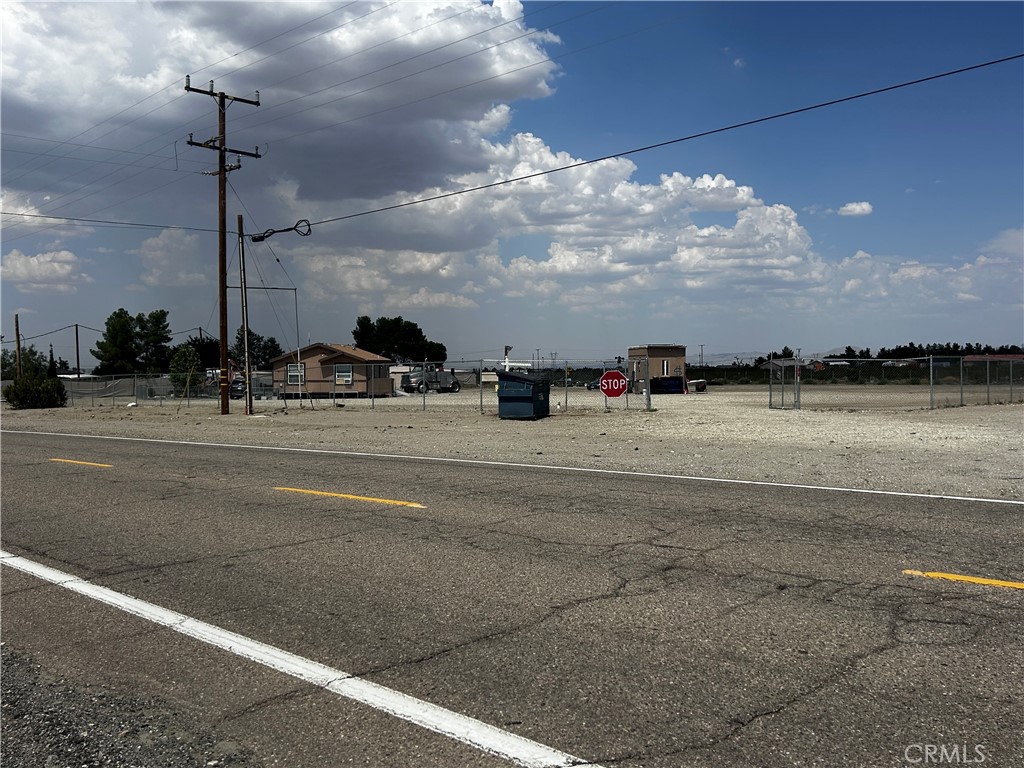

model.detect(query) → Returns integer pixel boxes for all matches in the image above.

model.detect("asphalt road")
[2,431,1022,767]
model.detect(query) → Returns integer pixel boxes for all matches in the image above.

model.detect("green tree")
[229,326,285,370]
[169,333,220,371]
[137,309,173,373]
[1,345,48,379]
[91,308,140,375]
[351,315,446,363]
[168,345,203,396]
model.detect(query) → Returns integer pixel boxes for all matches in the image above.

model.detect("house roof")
[269,343,391,365]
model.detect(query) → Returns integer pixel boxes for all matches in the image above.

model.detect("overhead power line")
[233,1,585,136]
[0,211,220,235]
[1,4,356,182]
[0,2,582,235]
[307,53,1024,229]
[3,53,1020,238]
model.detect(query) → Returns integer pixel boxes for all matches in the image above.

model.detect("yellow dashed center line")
[274,487,425,508]
[49,459,112,468]
[903,569,1024,590]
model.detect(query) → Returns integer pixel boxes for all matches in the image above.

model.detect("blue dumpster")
[497,371,550,420]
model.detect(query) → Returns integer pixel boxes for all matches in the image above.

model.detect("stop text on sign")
[599,370,628,397]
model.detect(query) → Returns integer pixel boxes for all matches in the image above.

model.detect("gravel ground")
[2,389,1021,500]
[0,647,257,768]
[2,392,1020,767]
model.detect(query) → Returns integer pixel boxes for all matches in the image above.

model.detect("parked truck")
[400,363,462,394]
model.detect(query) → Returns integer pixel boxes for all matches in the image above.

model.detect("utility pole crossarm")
[187,134,262,160]
[184,75,260,106]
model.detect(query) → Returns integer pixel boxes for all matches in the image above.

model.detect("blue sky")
[2,1,1021,368]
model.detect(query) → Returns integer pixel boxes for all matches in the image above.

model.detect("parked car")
[229,379,247,399]
[586,378,601,390]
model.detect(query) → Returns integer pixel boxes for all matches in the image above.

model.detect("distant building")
[628,344,687,394]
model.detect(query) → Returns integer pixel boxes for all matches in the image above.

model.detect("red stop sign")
[599,370,628,397]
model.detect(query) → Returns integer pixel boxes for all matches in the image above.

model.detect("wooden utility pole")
[14,314,22,378]
[185,76,261,414]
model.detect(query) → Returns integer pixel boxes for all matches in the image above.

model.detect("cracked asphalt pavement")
[2,429,1022,767]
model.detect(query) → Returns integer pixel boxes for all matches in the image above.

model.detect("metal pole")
[795,354,802,410]
[479,360,484,414]
[293,288,301,376]
[601,362,608,408]
[986,358,991,405]
[75,323,81,379]
[644,357,652,412]
[929,356,935,409]
[564,361,569,411]
[1010,359,1015,403]
[238,214,253,415]
[960,356,964,406]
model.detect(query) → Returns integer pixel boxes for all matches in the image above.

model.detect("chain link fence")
[38,371,274,407]
[767,356,1023,410]
[8,356,1018,413]
[31,361,656,413]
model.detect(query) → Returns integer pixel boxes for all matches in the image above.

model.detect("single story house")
[270,343,392,399]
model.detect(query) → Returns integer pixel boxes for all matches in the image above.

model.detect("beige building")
[270,343,392,399]
[628,344,687,394]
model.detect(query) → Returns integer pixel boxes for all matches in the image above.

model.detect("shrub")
[2,376,68,409]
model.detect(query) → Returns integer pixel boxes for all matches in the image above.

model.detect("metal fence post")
[564,362,569,412]
[421,359,427,411]
[986,358,991,405]
[795,356,802,410]
[644,357,652,412]
[928,356,934,410]
[960,356,964,406]
[618,360,626,409]
[1011,359,1015,403]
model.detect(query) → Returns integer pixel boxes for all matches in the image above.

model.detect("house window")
[335,364,353,385]
[287,363,305,385]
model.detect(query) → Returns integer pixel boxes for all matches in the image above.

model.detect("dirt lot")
[3,388,1021,500]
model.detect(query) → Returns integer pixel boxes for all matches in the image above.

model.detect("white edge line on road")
[5,429,1022,507]
[0,550,600,768]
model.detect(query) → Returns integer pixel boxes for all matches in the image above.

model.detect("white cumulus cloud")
[838,202,873,217]
[1,249,91,293]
